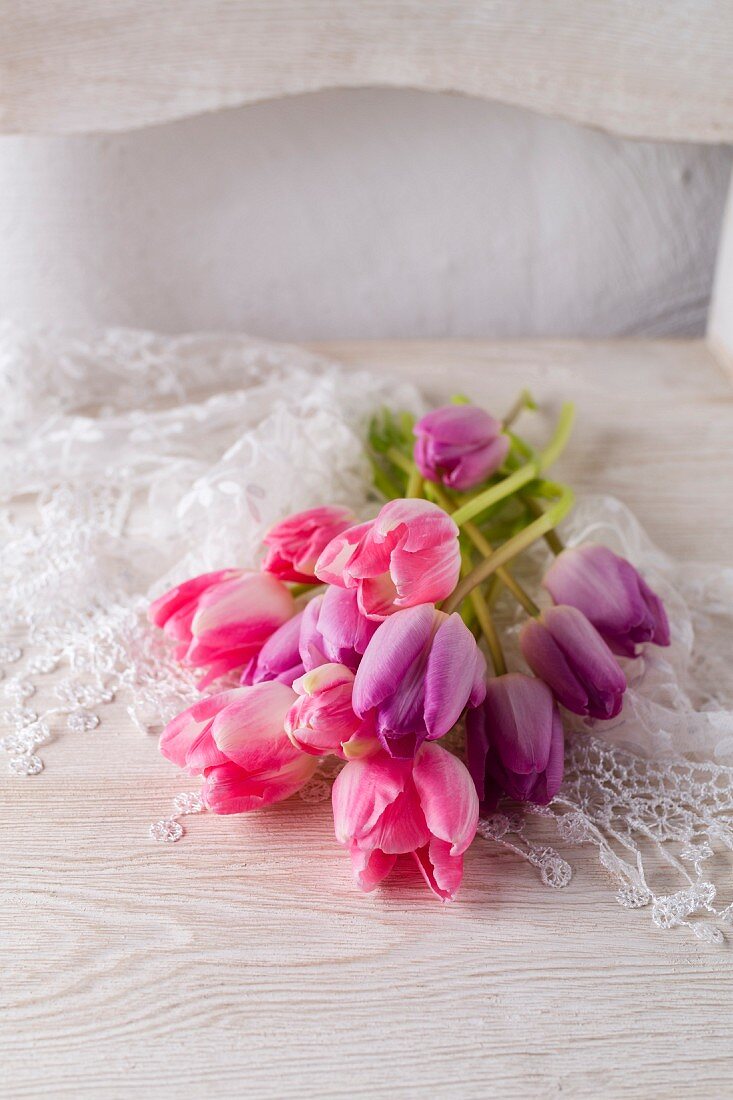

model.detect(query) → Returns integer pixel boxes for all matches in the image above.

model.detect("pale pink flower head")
[262,506,356,583]
[520,604,626,720]
[352,604,487,758]
[315,499,461,620]
[159,681,317,813]
[466,673,564,810]
[332,742,479,900]
[285,663,378,759]
[414,404,509,491]
[149,569,296,688]
[542,543,670,657]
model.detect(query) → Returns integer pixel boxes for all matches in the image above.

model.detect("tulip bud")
[285,663,377,759]
[413,404,509,491]
[315,499,461,620]
[352,604,487,758]
[149,569,296,687]
[262,506,356,583]
[519,605,626,720]
[542,543,670,657]
[466,673,564,809]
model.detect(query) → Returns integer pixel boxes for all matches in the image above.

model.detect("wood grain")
[1,2,733,140]
[2,339,733,1099]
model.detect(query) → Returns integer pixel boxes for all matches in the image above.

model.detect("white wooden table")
[2,340,733,1099]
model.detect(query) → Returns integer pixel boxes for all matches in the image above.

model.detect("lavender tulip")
[542,543,670,657]
[352,604,487,759]
[466,673,564,809]
[413,404,509,491]
[240,610,305,686]
[519,604,626,720]
[299,586,378,672]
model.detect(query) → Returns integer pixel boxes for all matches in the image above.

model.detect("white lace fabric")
[2,321,732,942]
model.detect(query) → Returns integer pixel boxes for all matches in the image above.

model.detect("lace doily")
[2,321,732,942]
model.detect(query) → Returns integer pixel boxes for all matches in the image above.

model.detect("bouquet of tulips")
[149,395,670,900]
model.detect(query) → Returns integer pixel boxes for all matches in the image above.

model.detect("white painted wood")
[2,339,733,1099]
[1,1,733,140]
[709,174,733,370]
[2,95,728,339]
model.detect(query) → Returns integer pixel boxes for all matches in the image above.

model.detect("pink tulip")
[414,404,509,490]
[159,681,317,813]
[149,569,296,687]
[332,742,479,900]
[285,663,378,759]
[240,610,305,686]
[315,499,461,619]
[542,543,670,657]
[262,506,356,583]
[466,673,564,809]
[352,604,487,758]
[299,586,378,672]
[520,604,626,720]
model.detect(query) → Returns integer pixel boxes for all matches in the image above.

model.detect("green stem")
[432,483,540,616]
[289,581,325,599]
[521,492,565,554]
[538,402,575,472]
[406,468,423,499]
[444,486,575,614]
[385,446,413,476]
[470,587,507,676]
[502,388,536,430]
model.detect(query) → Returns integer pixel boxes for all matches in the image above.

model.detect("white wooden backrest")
[1,0,731,359]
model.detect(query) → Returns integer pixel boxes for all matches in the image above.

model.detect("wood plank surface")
[2,339,733,1099]
[1,2,733,140]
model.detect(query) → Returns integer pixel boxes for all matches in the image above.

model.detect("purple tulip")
[519,604,626,720]
[413,405,510,491]
[466,673,564,809]
[352,604,487,758]
[299,586,379,672]
[542,543,670,657]
[240,611,305,686]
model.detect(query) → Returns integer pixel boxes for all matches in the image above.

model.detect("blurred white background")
[0,89,729,339]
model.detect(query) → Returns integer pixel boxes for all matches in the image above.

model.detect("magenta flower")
[332,742,479,900]
[240,610,305,686]
[413,404,509,491]
[315,499,461,619]
[352,604,487,758]
[159,681,318,812]
[261,505,356,583]
[285,663,377,759]
[299,586,378,672]
[520,605,626,720]
[542,543,670,657]
[149,569,296,687]
[466,673,564,809]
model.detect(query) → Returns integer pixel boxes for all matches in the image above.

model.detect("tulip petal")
[389,539,461,609]
[447,435,510,490]
[424,613,487,739]
[192,573,295,646]
[331,753,411,844]
[314,522,373,586]
[159,688,245,772]
[413,838,464,901]
[412,743,479,855]
[415,405,502,446]
[148,569,241,627]
[348,846,397,892]
[211,681,299,771]
[352,604,435,717]
[357,782,431,854]
[374,499,458,553]
[203,754,318,814]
